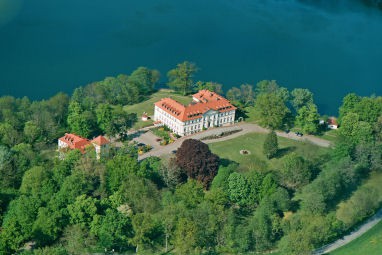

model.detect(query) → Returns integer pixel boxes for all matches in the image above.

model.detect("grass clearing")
[327,220,382,255]
[209,132,329,172]
[319,129,339,143]
[124,89,191,129]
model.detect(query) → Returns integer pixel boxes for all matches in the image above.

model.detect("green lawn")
[319,129,339,143]
[124,89,192,129]
[209,132,329,172]
[327,220,382,255]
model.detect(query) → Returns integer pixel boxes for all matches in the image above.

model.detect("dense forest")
[0,62,382,255]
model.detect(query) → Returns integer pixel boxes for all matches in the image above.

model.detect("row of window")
[156,108,235,136]
[184,124,201,132]
[156,108,180,124]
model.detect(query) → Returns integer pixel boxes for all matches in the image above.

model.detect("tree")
[32,207,67,246]
[167,61,198,95]
[249,199,282,251]
[263,131,278,159]
[33,245,69,255]
[106,154,139,193]
[46,92,70,126]
[255,80,289,101]
[130,212,160,254]
[280,153,311,190]
[128,67,160,95]
[19,166,56,203]
[112,175,160,214]
[255,93,290,129]
[278,214,333,255]
[175,179,204,209]
[339,112,373,144]
[67,101,96,138]
[138,157,162,185]
[159,193,178,253]
[339,93,361,121]
[28,101,59,142]
[158,158,185,188]
[96,104,136,136]
[0,196,40,254]
[60,224,96,255]
[0,145,15,189]
[259,174,278,200]
[90,208,132,251]
[173,217,198,254]
[226,87,242,104]
[0,122,20,146]
[225,84,255,107]
[227,172,251,207]
[23,121,41,143]
[290,88,314,111]
[336,186,380,228]
[195,81,223,94]
[68,194,98,228]
[374,115,382,142]
[211,163,237,191]
[111,106,137,136]
[240,84,255,107]
[295,103,320,134]
[175,139,219,188]
[96,103,113,135]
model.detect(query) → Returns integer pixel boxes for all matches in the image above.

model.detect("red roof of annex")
[92,135,110,146]
[59,133,109,153]
[155,90,236,121]
[327,117,338,126]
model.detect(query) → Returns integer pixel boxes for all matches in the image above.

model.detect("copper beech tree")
[175,139,219,189]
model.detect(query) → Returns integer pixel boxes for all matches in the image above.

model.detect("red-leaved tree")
[175,139,219,189]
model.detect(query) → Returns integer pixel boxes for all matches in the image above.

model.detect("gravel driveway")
[137,123,331,160]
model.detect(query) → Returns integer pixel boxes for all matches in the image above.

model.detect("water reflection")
[0,0,22,27]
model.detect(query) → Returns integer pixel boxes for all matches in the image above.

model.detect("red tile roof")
[59,133,91,153]
[91,135,110,146]
[155,90,236,121]
[327,117,338,126]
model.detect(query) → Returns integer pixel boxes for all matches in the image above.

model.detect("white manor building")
[154,90,236,136]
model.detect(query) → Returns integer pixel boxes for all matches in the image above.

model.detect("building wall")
[154,106,236,137]
[58,140,69,149]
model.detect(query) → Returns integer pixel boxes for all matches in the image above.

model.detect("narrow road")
[313,207,382,255]
[138,123,331,160]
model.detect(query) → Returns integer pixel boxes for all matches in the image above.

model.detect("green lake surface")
[1,0,382,114]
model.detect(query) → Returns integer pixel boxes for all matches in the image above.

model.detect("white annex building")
[154,90,236,136]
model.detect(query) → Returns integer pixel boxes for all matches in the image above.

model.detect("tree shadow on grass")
[275,146,296,158]
[219,158,239,168]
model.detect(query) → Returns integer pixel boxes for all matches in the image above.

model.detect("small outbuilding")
[327,117,338,129]
[141,112,149,121]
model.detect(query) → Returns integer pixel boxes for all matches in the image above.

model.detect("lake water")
[1,0,382,114]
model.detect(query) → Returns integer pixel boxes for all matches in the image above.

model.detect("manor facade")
[154,90,236,136]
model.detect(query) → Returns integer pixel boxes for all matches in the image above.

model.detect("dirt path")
[138,123,331,160]
[313,208,382,254]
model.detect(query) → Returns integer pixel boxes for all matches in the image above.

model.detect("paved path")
[138,123,331,160]
[313,207,382,254]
